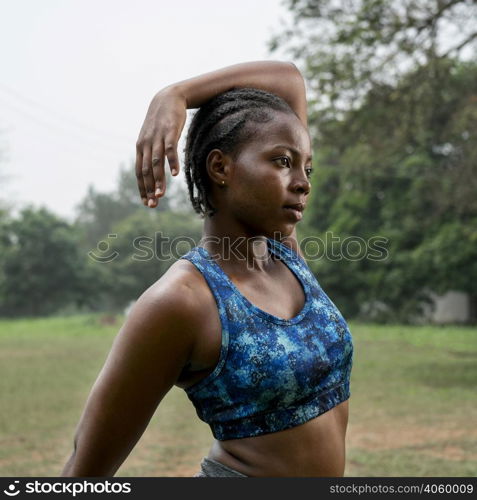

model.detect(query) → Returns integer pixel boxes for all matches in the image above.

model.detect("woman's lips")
[283,206,303,221]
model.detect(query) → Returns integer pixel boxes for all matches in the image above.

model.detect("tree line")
[0,168,201,317]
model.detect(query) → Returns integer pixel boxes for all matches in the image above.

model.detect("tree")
[76,165,167,249]
[87,210,202,310]
[297,59,477,321]
[271,0,477,120]
[66,159,199,312]
[0,207,97,317]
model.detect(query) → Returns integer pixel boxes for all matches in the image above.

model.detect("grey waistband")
[194,457,248,477]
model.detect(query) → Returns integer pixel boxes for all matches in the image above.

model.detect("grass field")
[0,315,475,477]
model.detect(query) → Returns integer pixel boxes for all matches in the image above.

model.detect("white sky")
[0,0,291,220]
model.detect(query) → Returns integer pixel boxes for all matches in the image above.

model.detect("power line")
[0,94,133,162]
[0,82,131,145]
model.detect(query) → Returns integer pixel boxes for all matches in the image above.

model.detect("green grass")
[0,316,475,476]
[345,323,477,476]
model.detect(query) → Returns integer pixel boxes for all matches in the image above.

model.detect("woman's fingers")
[151,144,165,198]
[135,91,186,208]
[136,138,173,209]
[135,149,148,206]
[164,133,180,176]
[141,148,157,208]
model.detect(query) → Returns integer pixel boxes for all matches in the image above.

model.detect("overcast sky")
[0,0,291,220]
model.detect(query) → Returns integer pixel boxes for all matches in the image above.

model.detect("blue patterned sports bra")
[180,237,353,441]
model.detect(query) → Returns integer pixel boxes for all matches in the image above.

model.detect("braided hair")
[184,88,296,217]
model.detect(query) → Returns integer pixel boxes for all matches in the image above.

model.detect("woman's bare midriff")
[207,400,349,477]
[172,259,350,477]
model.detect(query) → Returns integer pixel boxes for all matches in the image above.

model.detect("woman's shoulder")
[120,258,217,372]
[136,258,216,324]
[159,257,211,294]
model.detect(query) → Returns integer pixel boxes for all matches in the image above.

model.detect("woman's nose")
[290,172,311,195]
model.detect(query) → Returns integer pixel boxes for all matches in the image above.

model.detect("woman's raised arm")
[136,61,307,207]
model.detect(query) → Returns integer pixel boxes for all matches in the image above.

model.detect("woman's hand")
[135,87,187,207]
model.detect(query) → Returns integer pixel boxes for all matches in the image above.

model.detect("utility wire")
[0,82,131,145]
[0,94,133,163]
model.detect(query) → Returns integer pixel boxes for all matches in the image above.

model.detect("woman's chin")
[233,216,297,239]
[262,222,296,240]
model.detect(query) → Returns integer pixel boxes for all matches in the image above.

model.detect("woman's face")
[223,111,312,238]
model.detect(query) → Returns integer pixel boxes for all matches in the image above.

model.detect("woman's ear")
[206,149,232,187]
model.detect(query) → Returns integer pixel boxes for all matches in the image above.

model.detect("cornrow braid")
[184,87,295,217]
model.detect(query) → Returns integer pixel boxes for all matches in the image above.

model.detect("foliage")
[0,207,98,317]
[0,160,200,317]
[299,58,477,321]
[74,165,168,251]
[271,0,477,119]
[88,209,202,310]
[73,164,200,311]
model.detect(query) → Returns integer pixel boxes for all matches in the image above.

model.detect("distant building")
[424,291,474,324]
[360,290,475,324]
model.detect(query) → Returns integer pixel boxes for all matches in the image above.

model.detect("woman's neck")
[201,214,274,273]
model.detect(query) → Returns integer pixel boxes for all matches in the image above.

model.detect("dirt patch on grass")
[428,445,473,461]
[348,421,477,461]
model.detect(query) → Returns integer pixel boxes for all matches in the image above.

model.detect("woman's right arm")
[136,61,307,207]
[61,272,201,477]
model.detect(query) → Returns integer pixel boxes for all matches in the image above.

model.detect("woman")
[61,61,353,477]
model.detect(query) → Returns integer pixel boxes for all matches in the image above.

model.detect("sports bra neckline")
[196,238,312,325]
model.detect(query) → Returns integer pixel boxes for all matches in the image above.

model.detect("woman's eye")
[275,157,291,167]
[305,167,313,178]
